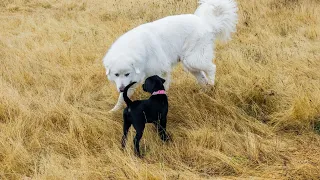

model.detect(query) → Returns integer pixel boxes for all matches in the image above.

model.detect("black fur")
[121,75,169,157]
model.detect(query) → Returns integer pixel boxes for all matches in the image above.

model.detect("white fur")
[103,0,238,111]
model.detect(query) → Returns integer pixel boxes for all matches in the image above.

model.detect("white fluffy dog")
[103,0,238,111]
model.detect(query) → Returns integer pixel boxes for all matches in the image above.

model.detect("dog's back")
[123,82,168,123]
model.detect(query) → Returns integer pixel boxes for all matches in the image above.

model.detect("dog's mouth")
[119,87,125,92]
[119,82,133,92]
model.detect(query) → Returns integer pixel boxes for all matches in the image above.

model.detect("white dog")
[103,0,238,111]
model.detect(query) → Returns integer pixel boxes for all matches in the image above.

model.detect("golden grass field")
[1,0,320,179]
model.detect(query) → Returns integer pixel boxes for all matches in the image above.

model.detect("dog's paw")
[109,106,120,112]
[197,79,208,86]
[134,152,143,158]
[196,71,209,85]
[167,134,173,142]
[109,108,117,112]
[208,80,215,86]
[199,86,209,93]
[160,133,171,142]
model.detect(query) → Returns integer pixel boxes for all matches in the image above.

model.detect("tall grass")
[0,0,320,179]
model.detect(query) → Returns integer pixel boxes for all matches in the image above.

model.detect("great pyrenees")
[103,0,238,111]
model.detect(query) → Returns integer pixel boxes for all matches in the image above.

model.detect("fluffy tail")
[123,82,136,106]
[195,0,238,42]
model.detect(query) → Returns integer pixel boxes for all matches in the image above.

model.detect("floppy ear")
[144,79,155,93]
[159,77,166,84]
[131,64,140,74]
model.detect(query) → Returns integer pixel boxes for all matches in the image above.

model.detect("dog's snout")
[119,85,125,92]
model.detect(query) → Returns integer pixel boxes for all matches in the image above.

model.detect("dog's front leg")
[110,87,136,112]
[155,117,169,142]
[205,64,216,86]
[110,93,124,112]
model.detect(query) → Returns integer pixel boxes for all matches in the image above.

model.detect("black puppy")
[121,75,169,157]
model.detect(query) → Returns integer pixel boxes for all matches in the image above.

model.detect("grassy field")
[1,0,320,179]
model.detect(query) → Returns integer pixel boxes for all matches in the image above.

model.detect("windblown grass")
[0,0,320,179]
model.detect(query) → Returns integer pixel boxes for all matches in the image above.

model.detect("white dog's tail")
[195,0,238,42]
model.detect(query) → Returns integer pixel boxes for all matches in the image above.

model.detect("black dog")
[121,75,169,157]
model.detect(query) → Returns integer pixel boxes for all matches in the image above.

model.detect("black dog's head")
[142,75,166,93]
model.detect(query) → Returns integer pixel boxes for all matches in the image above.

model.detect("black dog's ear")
[142,84,146,91]
[144,79,155,93]
[159,77,166,84]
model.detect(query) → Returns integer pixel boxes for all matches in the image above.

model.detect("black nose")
[119,86,125,92]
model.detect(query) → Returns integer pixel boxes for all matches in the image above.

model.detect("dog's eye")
[125,73,130,77]
[115,73,119,77]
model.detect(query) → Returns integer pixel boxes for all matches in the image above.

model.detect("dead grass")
[0,0,320,179]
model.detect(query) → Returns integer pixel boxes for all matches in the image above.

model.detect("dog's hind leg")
[190,71,209,86]
[182,34,216,86]
[183,59,216,86]
[154,116,169,142]
[132,123,145,157]
[187,64,216,86]
[121,109,132,149]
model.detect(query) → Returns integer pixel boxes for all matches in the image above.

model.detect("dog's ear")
[158,76,166,84]
[144,79,155,93]
[161,78,165,84]
[131,64,141,74]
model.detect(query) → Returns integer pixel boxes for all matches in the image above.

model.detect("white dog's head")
[104,61,144,92]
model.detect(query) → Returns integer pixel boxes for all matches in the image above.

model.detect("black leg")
[121,111,131,149]
[154,117,169,142]
[132,123,145,157]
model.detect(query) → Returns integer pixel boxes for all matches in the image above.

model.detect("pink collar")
[152,90,166,95]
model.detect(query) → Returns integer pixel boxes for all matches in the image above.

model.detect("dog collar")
[152,90,166,95]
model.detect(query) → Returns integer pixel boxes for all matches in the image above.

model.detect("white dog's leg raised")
[110,93,124,112]
[110,87,136,112]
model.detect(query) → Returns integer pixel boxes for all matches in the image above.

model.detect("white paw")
[199,71,209,84]
[110,105,120,112]
[208,79,215,86]
[197,75,208,85]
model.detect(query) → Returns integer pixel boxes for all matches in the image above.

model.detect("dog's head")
[142,75,166,94]
[104,61,144,92]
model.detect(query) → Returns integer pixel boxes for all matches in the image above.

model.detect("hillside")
[0,0,320,179]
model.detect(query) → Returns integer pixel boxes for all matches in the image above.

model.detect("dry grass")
[1,0,320,179]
